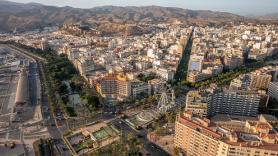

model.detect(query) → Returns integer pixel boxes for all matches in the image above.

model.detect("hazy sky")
[8,0,278,15]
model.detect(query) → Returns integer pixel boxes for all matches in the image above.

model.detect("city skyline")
[1,0,278,155]
[7,0,278,15]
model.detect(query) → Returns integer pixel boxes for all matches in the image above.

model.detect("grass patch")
[92,129,110,140]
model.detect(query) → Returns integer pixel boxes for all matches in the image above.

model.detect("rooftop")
[177,111,278,151]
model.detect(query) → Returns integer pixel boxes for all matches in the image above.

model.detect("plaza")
[124,110,159,129]
[64,122,120,155]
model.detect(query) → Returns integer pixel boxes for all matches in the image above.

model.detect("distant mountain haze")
[0,0,277,33]
[6,0,278,15]
[260,13,278,20]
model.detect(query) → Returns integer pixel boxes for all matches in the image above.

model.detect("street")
[0,45,71,156]
[111,118,171,156]
[0,44,174,156]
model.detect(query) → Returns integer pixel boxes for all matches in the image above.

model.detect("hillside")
[0,0,270,33]
[260,13,278,20]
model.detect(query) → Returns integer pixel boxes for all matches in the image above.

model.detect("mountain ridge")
[261,12,278,20]
[0,0,276,33]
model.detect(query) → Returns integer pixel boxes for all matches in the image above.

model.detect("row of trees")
[174,33,193,82]
[81,87,101,113]
[47,54,101,117]
[45,54,80,117]
[183,61,265,88]
[1,40,54,59]
[38,139,55,156]
[47,54,77,81]
[5,41,100,117]
[137,72,157,82]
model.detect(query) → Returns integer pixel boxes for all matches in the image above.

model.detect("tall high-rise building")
[268,82,278,102]
[208,90,261,117]
[174,111,278,156]
[96,74,131,100]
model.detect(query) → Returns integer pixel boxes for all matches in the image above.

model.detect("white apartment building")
[208,90,261,117]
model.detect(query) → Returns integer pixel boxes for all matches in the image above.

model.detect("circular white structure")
[157,89,175,113]
[136,111,154,122]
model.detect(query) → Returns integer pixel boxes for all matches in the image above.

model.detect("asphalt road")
[174,31,193,81]
[37,62,71,156]
[2,44,173,156]
[111,118,171,156]
[1,45,71,156]
[28,62,37,107]
[0,46,39,155]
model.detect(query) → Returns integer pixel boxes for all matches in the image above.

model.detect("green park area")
[65,123,120,155]
[3,41,100,117]
[92,129,110,141]
[72,138,94,153]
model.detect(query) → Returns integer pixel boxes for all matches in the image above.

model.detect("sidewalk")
[147,133,174,154]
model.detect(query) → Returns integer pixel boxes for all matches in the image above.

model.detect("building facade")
[268,82,278,102]
[96,74,131,100]
[229,74,251,91]
[131,81,151,98]
[185,91,208,117]
[208,90,260,117]
[250,74,272,90]
[174,112,278,156]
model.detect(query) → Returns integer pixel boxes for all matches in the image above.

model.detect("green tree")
[59,83,69,95]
